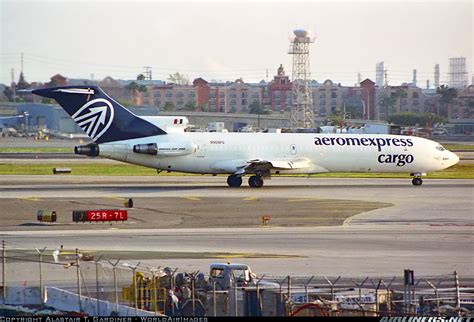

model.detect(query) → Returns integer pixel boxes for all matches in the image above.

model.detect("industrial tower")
[288,29,314,129]
[448,57,468,89]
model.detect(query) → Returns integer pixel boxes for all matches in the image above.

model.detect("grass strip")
[0,163,472,179]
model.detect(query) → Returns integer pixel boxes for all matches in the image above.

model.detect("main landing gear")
[248,175,264,188]
[227,175,242,187]
[226,174,264,188]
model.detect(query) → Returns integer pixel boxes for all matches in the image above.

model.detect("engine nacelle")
[74,143,99,157]
[133,142,195,157]
[133,143,158,155]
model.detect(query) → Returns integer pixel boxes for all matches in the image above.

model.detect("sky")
[0,0,472,86]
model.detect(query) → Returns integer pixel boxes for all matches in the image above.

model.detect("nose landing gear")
[411,172,424,186]
[412,177,423,186]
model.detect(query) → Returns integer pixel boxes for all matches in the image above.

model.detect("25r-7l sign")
[72,209,128,222]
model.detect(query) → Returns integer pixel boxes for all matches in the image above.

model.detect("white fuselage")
[97,132,459,175]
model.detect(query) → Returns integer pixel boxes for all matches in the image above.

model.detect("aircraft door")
[196,143,206,158]
[290,144,297,155]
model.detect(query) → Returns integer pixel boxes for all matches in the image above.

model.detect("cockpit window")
[436,144,446,151]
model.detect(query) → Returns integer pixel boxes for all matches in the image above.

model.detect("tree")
[184,101,196,111]
[136,74,146,81]
[379,93,397,119]
[249,100,271,115]
[437,85,458,117]
[387,112,447,126]
[138,85,147,93]
[2,86,13,102]
[167,72,189,85]
[327,111,345,126]
[126,82,139,91]
[163,102,176,111]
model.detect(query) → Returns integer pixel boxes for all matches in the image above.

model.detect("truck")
[209,262,278,290]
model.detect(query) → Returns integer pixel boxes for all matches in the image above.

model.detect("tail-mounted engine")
[133,142,195,157]
[74,143,99,157]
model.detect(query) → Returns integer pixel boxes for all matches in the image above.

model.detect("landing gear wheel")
[248,175,264,188]
[412,177,423,186]
[227,175,243,187]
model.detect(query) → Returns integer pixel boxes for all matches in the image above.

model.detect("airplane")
[32,86,459,188]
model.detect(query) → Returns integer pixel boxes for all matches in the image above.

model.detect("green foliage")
[168,72,189,85]
[184,101,196,111]
[0,163,472,179]
[163,102,176,111]
[387,112,447,126]
[249,100,271,115]
[437,85,458,117]
[344,105,363,119]
[136,74,146,81]
[327,111,345,126]
[379,93,397,118]
[2,86,14,101]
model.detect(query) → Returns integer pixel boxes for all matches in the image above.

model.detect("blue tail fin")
[32,86,166,143]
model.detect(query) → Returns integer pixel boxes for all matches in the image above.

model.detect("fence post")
[107,259,121,313]
[454,271,461,316]
[304,276,315,317]
[192,274,197,316]
[233,278,238,316]
[91,255,103,315]
[324,276,341,301]
[35,247,47,303]
[256,274,266,316]
[352,277,369,304]
[213,281,217,317]
[171,268,178,316]
[2,240,6,303]
[75,248,82,312]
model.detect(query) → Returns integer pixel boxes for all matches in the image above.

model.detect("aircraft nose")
[451,152,460,166]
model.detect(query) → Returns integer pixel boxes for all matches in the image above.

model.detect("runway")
[0,176,472,277]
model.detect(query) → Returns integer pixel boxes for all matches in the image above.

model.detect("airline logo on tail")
[71,98,114,140]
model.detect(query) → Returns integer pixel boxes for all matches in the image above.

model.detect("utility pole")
[143,67,152,80]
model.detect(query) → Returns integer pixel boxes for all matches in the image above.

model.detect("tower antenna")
[288,28,315,129]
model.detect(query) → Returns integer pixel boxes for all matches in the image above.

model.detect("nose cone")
[450,152,460,167]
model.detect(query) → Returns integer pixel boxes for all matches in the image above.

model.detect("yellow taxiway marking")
[288,198,319,202]
[243,197,258,201]
[19,196,42,201]
[184,196,201,201]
